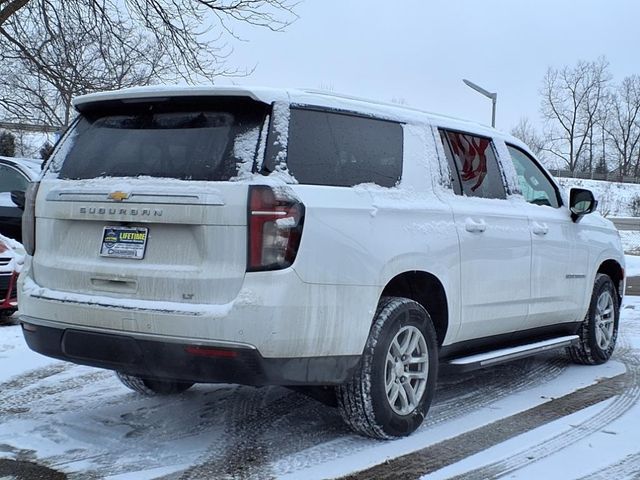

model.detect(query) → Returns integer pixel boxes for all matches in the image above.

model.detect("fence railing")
[0,121,62,134]
[609,217,640,231]
[549,169,640,184]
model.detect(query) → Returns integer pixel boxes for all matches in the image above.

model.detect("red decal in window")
[448,133,489,192]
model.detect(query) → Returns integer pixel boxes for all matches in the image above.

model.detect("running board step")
[443,335,580,373]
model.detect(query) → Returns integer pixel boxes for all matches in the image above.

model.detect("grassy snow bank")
[557,177,640,217]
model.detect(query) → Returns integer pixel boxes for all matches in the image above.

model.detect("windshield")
[53,97,268,181]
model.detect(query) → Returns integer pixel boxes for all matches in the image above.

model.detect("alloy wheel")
[384,325,429,415]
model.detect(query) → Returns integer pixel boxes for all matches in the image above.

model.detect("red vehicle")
[0,236,20,318]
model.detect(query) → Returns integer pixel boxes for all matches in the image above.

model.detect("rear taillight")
[23,182,39,256]
[248,185,305,271]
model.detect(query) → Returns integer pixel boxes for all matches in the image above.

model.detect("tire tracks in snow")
[0,363,70,394]
[269,354,570,477]
[0,366,111,417]
[176,387,343,480]
[429,354,569,427]
[0,363,72,414]
[443,337,640,480]
[574,451,640,480]
[343,372,627,480]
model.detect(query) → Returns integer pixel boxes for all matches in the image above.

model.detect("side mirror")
[11,190,26,210]
[569,188,597,222]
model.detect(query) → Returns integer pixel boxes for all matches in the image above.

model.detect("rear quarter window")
[286,108,403,187]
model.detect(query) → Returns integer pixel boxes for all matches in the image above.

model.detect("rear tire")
[116,372,194,395]
[568,273,619,365]
[336,296,438,439]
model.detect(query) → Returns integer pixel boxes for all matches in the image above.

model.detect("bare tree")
[0,1,29,26]
[604,75,640,177]
[0,0,297,126]
[540,57,611,172]
[0,6,170,126]
[510,117,545,158]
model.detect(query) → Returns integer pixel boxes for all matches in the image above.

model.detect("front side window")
[286,108,403,187]
[54,98,268,181]
[440,130,506,199]
[0,164,28,192]
[507,144,560,208]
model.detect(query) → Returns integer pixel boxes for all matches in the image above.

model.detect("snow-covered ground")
[557,177,640,217]
[626,255,640,277]
[1,296,640,479]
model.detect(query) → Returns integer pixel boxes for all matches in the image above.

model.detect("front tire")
[337,297,438,439]
[116,372,194,395]
[568,273,620,365]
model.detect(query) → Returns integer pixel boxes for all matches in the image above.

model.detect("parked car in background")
[0,156,41,243]
[0,235,23,319]
[17,86,625,439]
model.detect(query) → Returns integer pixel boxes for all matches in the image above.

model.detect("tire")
[336,296,438,439]
[568,273,620,365]
[116,372,194,395]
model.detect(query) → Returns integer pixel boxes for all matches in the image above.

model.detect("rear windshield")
[54,97,268,181]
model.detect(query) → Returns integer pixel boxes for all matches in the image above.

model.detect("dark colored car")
[0,156,40,242]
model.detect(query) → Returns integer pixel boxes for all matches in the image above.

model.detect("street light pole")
[463,79,497,128]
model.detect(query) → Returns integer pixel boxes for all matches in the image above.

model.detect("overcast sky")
[221,0,640,134]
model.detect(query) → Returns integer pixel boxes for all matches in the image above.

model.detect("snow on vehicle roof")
[72,85,289,108]
[72,85,521,147]
[0,156,41,179]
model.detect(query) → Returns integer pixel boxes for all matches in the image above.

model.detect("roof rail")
[299,88,472,125]
[300,88,425,113]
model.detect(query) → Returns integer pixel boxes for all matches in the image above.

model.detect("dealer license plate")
[100,226,148,260]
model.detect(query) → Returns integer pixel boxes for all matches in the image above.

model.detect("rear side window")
[55,98,268,180]
[440,130,506,199]
[286,108,403,187]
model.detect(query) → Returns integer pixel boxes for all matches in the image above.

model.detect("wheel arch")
[597,258,624,303]
[380,271,448,347]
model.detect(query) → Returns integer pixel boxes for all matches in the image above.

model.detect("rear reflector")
[185,345,239,358]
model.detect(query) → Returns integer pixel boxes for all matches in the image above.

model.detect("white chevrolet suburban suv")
[18,86,625,439]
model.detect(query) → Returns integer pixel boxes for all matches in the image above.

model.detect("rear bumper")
[20,316,360,386]
[18,264,378,358]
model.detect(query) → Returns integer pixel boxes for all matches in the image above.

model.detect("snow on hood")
[0,234,26,273]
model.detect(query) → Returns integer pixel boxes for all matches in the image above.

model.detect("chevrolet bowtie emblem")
[108,191,130,202]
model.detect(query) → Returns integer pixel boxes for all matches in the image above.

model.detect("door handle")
[532,222,549,235]
[465,218,487,233]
